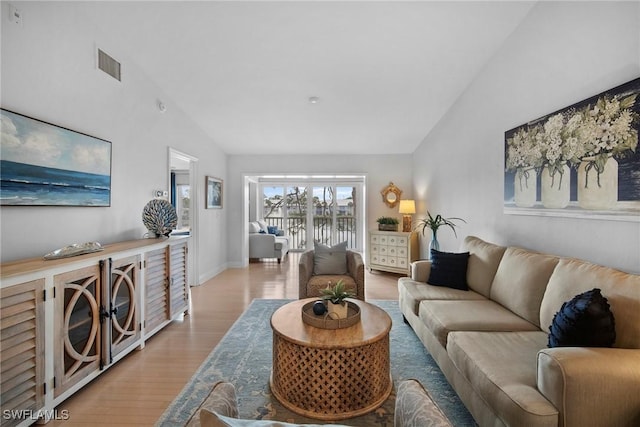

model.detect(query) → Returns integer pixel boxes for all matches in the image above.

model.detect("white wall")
[0,2,228,283]
[226,154,413,266]
[413,1,640,273]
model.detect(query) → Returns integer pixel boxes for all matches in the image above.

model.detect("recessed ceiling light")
[308,96,319,104]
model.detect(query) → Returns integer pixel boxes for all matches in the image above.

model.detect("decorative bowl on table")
[301,300,361,329]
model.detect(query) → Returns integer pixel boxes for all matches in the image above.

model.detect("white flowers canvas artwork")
[504,78,640,221]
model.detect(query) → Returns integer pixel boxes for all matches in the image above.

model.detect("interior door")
[168,147,198,286]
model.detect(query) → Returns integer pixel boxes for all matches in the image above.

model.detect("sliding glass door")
[261,179,364,251]
[312,186,334,246]
[335,186,357,248]
[286,186,308,250]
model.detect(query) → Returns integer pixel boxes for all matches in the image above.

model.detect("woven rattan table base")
[270,299,392,421]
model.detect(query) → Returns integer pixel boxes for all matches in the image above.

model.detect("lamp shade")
[398,199,416,214]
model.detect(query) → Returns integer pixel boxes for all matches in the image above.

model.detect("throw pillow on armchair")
[313,241,348,275]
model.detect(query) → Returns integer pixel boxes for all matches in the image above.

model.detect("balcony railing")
[264,216,357,251]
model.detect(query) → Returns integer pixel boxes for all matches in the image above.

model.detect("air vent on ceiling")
[97,49,121,81]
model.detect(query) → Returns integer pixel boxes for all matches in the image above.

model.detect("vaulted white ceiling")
[76,1,535,155]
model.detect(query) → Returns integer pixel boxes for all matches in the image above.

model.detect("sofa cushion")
[540,258,640,349]
[419,300,539,347]
[256,220,268,232]
[398,277,486,316]
[267,225,278,235]
[313,241,347,275]
[248,222,261,234]
[447,331,558,426]
[462,236,507,298]
[490,247,559,327]
[548,288,615,348]
[427,250,470,290]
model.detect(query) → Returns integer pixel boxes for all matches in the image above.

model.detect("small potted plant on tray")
[320,280,354,319]
[377,216,399,231]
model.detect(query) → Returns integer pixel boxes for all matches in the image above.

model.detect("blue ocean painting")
[0,109,111,206]
[0,160,110,206]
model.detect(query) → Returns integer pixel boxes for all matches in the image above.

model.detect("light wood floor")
[51,253,402,426]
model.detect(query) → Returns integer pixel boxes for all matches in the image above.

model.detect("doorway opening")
[168,147,199,286]
[243,174,367,266]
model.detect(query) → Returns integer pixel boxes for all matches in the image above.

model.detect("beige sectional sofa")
[398,236,640,427]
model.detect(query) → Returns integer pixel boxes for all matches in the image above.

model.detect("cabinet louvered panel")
[169,242,189,317]
[145,248,169,333]
[1,279,44,427]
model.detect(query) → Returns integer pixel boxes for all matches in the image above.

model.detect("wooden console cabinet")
[368,230,418,275]
[0,237,188,427]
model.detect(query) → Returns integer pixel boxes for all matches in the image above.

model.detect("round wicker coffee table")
[270,298,392,421]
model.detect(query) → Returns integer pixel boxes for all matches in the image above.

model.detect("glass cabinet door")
[106,256,140,362]
[54,265,102,398]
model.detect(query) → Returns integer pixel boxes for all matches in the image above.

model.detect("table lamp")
[398,199,416,232]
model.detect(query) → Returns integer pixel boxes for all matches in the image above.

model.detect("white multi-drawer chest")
[368,230,419,275]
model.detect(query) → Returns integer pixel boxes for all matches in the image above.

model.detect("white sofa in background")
[248,220,289,263]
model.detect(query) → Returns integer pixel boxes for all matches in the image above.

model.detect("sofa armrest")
[537,347,640,427]
[347,250,365,300]
[395,379,452,427]
[248,233,276,258]
[298,250,315,298]
[185,381,238,426]
[410,260,432,282]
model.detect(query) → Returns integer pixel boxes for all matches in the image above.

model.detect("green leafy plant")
[320,280,354,305]
[376,216,399,225]
[416,211,466,237]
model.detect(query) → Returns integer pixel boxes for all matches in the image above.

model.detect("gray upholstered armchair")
[298,249,365,300]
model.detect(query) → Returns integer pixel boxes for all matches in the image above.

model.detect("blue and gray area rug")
[156,299,476,427]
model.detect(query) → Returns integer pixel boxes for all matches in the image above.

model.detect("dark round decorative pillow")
[548,288,616,348]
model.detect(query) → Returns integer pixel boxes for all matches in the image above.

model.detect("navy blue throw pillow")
[427,249,470,290]
[548,288,615,348]
[267,226,278,235]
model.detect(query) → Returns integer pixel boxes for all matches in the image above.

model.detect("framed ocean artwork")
[504,77,640,222]
[0,109,112,206]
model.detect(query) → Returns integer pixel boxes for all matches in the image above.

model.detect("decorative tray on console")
[44,242,104,260]
[301,301,361,329]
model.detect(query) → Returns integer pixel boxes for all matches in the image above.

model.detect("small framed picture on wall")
[206,176,223,209]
